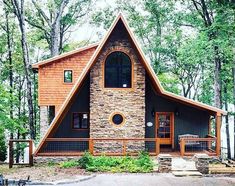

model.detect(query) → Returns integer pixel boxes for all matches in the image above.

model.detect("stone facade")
[34,156,80,164]
[39,106,49,138]
[90,21,146,153]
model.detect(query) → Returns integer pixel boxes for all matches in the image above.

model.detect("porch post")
[208,116,211,135]
[216,113,221,156]
[9,140,13,168]
[208,116,212,149]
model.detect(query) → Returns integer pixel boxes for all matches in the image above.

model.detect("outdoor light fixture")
[174,108,180,116]
[151,108,155,117]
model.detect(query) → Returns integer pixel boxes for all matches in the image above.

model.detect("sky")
[69,0,117,44]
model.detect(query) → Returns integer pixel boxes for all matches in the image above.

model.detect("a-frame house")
[33,13,226,157]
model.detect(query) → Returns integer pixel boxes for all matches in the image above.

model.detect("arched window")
[105,51,132,88]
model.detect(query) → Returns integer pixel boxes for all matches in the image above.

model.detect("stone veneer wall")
[90,21,145,153]
[39,106,49,138]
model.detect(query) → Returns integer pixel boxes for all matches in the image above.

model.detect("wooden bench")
[178,134,200,146]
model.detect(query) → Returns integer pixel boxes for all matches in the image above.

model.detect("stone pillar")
[193,154,211,174]
[157,154,172,173]
[40,106,49,138]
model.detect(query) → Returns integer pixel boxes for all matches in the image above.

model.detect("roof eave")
[32,42,99,69]
[163,90,227,115]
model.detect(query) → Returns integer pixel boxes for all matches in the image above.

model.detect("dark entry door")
[156,112,174,149]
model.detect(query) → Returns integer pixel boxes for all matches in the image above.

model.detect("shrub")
[77,151,154,173]
[59,160,79,168]
[78,152,93,168]
[47,161,57,167]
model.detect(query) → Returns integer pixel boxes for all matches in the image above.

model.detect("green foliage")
[59,160,80,168]
[0,126,6,161]
[77,151,154,173]
[158,73,180,94]
[47,160,57,167]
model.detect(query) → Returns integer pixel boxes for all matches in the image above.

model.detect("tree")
[26,0,92,57]
[4,0,35,139]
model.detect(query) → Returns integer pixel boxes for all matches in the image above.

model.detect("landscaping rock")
[193,154,211,174]
[157,154,172,173]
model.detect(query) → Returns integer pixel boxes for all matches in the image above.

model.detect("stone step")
[172,170,202,177]
[172,168,198,171]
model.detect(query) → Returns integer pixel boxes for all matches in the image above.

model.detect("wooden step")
[209,167,235,174]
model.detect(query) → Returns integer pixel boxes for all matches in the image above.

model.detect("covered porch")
[35,113,221,157]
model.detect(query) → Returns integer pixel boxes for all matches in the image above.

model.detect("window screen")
[105,51,132,88]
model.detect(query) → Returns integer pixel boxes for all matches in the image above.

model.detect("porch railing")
[9,139,33,168]
[179,136,217,156]
[36,138,160,156]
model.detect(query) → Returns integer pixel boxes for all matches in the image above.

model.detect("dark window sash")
[105,51,132,88]
[72,113,89,129]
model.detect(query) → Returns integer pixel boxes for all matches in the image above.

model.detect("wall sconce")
[174,108,179,116]
[151,108,155,117]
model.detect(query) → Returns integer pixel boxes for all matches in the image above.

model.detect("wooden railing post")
[89,139,94,155]
[29,140,33,166]
[9,140,13,168]
[156,138,160,155]
[216,114,221,156]
[180,139,185,156]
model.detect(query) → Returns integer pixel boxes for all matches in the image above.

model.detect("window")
[72,113,89,129]
[64,70,73,83]
[109,112,125,126]
[48,106,55,124]
[105,51,132,88]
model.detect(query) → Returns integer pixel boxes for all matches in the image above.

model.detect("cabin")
[32,13,226,157]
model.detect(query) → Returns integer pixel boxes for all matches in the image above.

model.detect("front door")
[156,112,174,149]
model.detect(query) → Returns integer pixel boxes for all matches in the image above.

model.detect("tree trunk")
[50,21,60,56]
[233,48,235,159]
[224,83,231,159]
[214,46,222,109]
[12,0,35,139]
[5,7,14,139]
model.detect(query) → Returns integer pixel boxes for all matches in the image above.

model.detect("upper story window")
[104,51,132,88]
[64,70,73,83]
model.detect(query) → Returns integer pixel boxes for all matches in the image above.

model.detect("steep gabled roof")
[32,42,99,69]
[34,13,226,155]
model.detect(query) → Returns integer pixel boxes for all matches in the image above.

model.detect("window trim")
[71,112,89,130]
[102,50,134,90]
[109,111,126,127]
[63,69,73,84]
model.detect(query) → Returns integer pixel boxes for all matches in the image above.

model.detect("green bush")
[47,160,57,167]
[59,160,79,168]
[77,151,154,173]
